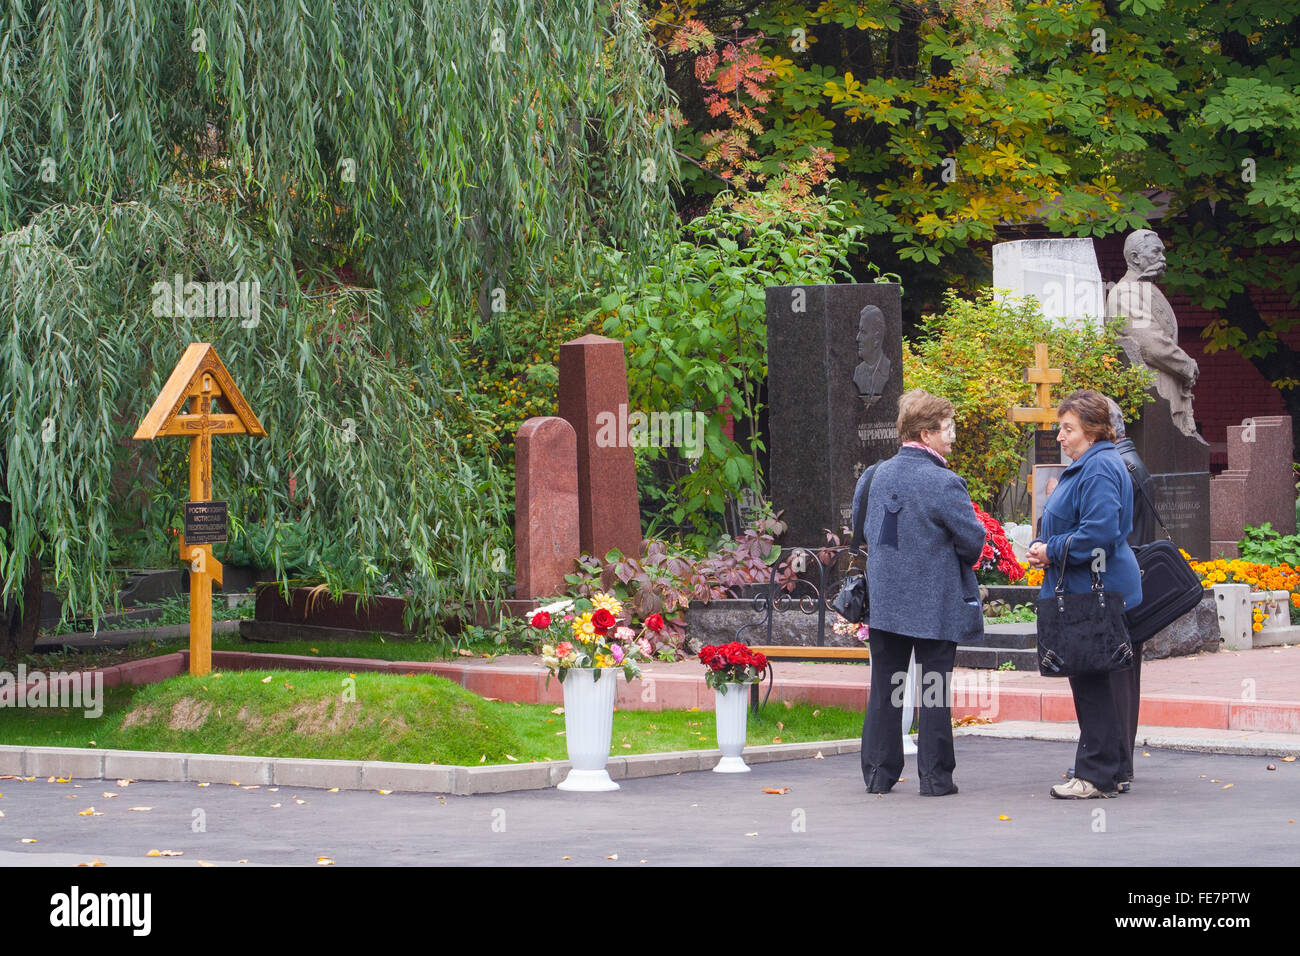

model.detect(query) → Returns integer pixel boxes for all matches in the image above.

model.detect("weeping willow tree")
[0,0,680,657]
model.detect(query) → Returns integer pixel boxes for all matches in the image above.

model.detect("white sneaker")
[1051,777,1115,799]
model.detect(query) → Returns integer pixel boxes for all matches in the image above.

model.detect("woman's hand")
[1026,542,1050,569]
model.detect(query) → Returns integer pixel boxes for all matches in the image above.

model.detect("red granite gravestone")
[1210,415,1296,558]
[514,417,581,599]
[557,334,642,561]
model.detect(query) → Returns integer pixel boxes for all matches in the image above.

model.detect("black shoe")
[919,776,959,796]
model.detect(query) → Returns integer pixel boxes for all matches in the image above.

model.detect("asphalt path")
[1,737,1296,867]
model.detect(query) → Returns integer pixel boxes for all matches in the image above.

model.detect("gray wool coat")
[852,446,987,643]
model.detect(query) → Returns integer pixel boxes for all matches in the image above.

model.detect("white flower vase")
[557,668,620,792]
[712,681,752,773]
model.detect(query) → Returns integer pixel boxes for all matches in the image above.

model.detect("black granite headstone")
[1149,472,1211,558]
[1124,356,1211,558]
[765,283,903,546]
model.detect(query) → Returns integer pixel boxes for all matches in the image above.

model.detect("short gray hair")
[1105,397,1126,439]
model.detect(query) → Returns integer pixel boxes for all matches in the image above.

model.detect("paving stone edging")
[0,739,864,796]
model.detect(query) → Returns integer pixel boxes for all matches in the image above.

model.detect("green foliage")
[595,175,868,542]
[654,0,1300,395]
[0,1,684,649]
[1238,524,1300,567]
[903,289,1154,507]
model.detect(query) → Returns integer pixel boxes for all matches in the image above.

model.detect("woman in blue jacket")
[855,389,986,796]
[1027,389,1143,799]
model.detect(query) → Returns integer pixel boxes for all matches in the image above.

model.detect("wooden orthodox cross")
[133,344,265,676]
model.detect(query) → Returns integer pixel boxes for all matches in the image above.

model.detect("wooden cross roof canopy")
[133,343,266,439]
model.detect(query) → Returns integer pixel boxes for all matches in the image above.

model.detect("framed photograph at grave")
[1031,465,1067,536]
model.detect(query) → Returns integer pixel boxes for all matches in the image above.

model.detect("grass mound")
[107,671,525,765]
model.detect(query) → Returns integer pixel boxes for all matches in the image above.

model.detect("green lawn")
[0,670,863,765]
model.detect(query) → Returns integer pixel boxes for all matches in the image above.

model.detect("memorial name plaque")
[1034,429,1061,465]
[184,500,229,544]
[1150,472,1211,558]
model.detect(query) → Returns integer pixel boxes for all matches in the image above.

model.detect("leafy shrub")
[1237,524,1300,567]
[594,168,872,545]
[904,290,1154,508]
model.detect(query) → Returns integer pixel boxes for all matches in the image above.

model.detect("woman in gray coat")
[855,389,986,795]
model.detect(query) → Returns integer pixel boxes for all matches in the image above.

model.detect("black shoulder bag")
[1123,480,1205,645]
[1036,534,1135,677]
[831,465,876,623]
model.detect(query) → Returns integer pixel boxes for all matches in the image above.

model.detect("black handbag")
[1124,484,1205,644]
[831,465,877,624]
[1036,535,1135,677]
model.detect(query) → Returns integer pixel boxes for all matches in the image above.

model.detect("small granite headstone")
[557,334,642,562]
[514,416,581,600]
[765,284,903,546]
[1210,415,1296,558]
[992,238,1105,327]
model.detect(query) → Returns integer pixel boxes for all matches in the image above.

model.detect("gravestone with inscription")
[1210,415,1296,558]
[765,283,903,546]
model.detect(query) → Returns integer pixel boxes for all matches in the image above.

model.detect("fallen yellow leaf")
[762,787,790,795]
[20,838,35,843]
[261,675,273,683]
[77,808,102,816]
[317,857,334,865]
[101,792,118,798]
[561,856,571,861]
[378,790,392,795]
[814,751,824,759]
[745,832,758,837]
[128,807,152,812]
[328,788,340,793]
[505,754,518,761]
[197,782,210,788]
[76,859,106,867]
[295,799,306,805]
[197,861,217,867]
[270,803,281,808]
[606,854,618,860]
[116,779,133,787]
[146,849,183,857]
[1283,756,1296,762]
[1222,783,1234,789]
[772,737,783,743]
[998,814,1011,821]
[551,707,565,715]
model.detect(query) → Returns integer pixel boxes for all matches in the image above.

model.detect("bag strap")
[1051,532,1105,594]
[1125,460,1173,542]
[850,463,878,554]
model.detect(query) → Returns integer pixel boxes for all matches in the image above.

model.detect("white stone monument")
[993,238,1106,328]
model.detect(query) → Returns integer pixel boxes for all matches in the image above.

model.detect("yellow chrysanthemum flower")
[590,591,624,615]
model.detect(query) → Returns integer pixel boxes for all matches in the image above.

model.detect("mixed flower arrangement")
[972,503,1026,584]
[533,592,665,683]
[697,641,769,693]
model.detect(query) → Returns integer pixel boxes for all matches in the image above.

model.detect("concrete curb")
[954,721,1300,757]
[4,727,1296,796]
[0,739,863,795]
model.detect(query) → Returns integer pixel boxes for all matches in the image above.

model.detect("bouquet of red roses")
[697,641,768,693]
[971,503,1026,584]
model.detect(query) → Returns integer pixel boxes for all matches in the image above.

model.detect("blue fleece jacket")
[1032,440,1143,610]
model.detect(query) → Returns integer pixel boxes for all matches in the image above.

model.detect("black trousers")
[861,629,957,793]
[1109,651,1143,782]
[1068,669,1126,791]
